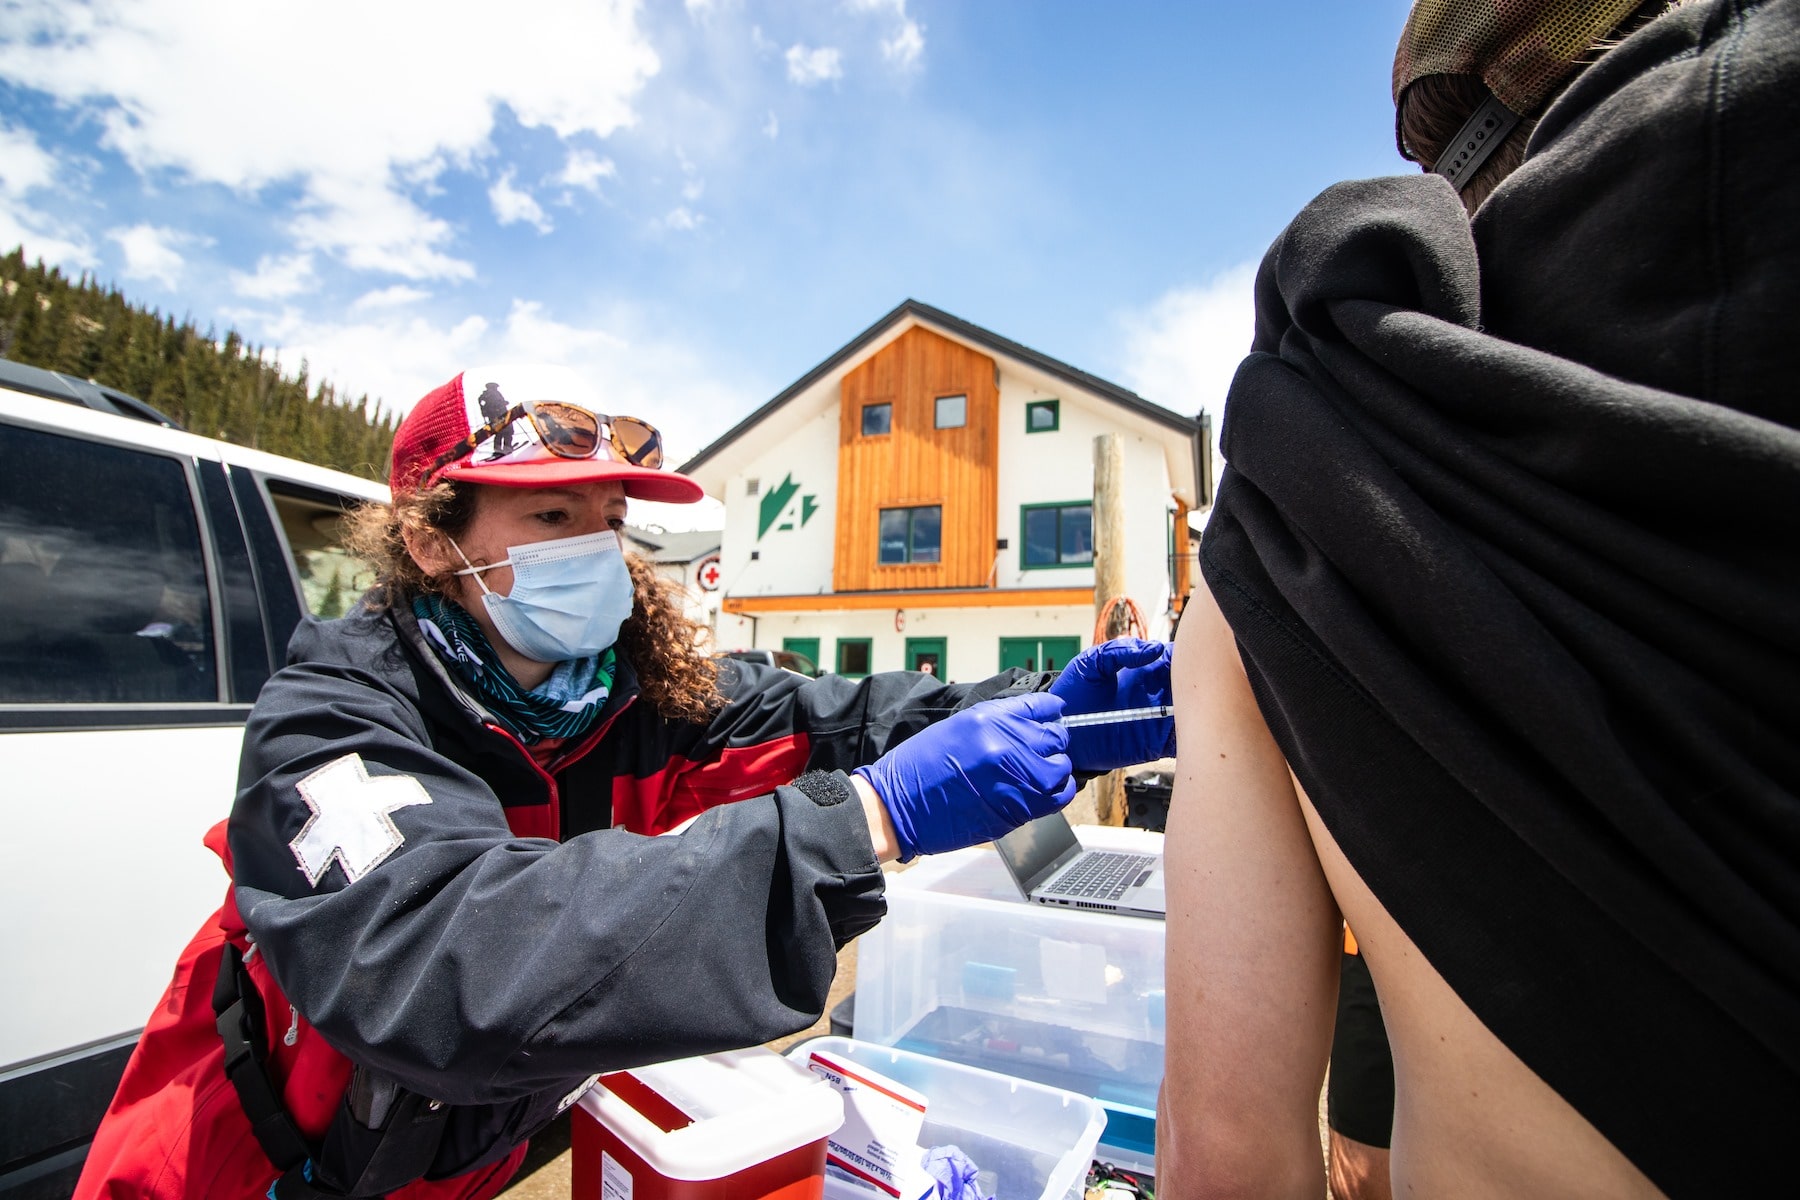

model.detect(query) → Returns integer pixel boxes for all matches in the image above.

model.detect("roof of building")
[624,524,721,564]
[679,299,1203,475]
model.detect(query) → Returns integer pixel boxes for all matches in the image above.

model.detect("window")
[782,637,821,677]
[269,486,379,619]
[1026,399,1060,433]
[999,636,1083,673]
[879,505,941,565]
[934,394,967,429]
[861,403,892,436]
[0,426,215,703]
[837,638,872,677]
[1021,501,1093,568]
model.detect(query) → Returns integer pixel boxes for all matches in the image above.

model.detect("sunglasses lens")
[611,417,663,469]
[532,402,600,458]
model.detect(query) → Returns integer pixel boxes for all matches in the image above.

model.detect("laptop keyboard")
[1041,852,1156,901]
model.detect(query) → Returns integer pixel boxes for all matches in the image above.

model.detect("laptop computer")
[994,811,1166,919]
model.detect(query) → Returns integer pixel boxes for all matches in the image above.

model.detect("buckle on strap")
[214,940,315,1172]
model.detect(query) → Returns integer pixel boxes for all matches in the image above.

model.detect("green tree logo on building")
[757,474,820,539]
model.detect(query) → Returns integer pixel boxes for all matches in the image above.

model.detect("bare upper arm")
[1157,583,1342,1198]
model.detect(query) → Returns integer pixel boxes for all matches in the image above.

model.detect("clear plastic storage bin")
[853,826,1165,1156]
[787,1037,1105,1200]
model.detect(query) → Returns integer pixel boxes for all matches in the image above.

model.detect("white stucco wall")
[745,602,1098,682]
[704,315,1194,659]
[714,401,840,602]
[995,370,1180,631]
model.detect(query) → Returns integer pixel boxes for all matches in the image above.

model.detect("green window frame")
[1025,399,1060,433]
[861,402,892,437]
[999,636,1083,673]
[1019,500,1093,569]
[836,638,873,677]
[782,637,821,676]
[878,505,942,565]
[905,637,947,679]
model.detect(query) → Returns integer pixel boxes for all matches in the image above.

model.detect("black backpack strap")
[214,940,315,1172]
[213,938,451,1198]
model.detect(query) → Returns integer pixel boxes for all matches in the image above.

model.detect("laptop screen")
[994,813,1084,894]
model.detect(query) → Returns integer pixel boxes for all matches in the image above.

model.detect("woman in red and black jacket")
[77,364,1174,1200]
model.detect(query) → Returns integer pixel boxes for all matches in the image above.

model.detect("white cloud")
[785,44,843,86]
[0,0,659,280]
[351,285,430,311]
[556,149,616,194]
[660,206,703,232]
[289,174,474,281]
[0,208,91,269]
[262,298,750,488]
[0,123,58,199]
[848,0,924,69]
[762,111,780,139]
[1115,262,1259,497]
[0,122,93,266]
[882,20,924,69]
[107,223,205,289]
[489,169,553,233]
[231,252,315,299]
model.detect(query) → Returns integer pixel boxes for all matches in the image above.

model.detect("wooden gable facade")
[834,326,999,592]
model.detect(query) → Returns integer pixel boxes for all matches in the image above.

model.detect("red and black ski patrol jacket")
[77,604,1049,1199]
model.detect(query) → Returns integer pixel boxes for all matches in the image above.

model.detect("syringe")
[1057,704,1174,728]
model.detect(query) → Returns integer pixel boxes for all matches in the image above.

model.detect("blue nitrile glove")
[1048,637,1177,771]
[855,692,1075,861]
[921,1145,992,1200]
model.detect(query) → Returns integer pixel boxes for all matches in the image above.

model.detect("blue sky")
[0,0,1413,527]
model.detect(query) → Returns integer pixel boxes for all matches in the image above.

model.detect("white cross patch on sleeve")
[289,753,433,887]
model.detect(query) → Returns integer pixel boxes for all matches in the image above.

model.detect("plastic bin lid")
[578,1046,845,1180]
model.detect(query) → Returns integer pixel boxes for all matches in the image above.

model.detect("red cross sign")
[696,555,723,591]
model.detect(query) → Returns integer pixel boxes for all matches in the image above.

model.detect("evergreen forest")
[0,247,395,482]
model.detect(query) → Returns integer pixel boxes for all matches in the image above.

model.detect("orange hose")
[1093,595,1149,644]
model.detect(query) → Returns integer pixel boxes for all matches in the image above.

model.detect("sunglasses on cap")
[431,400,664,476]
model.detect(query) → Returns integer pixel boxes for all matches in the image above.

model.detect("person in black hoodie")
[1157,2,1799,1197]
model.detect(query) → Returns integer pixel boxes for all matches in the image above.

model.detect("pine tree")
[0,247,396,482]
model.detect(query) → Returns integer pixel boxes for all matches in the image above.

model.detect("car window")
[775,650,818,676]
[0,425,215,703]
[268,484,379,618]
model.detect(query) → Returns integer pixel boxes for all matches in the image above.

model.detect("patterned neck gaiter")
[412,592,616,744]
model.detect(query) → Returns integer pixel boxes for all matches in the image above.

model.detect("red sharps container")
[571,1046,845,1200]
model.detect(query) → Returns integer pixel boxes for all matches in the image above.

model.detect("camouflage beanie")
[1393,0,1659,173]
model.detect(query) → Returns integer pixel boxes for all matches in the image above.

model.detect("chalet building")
[623,524,722,629]
[678,300,1208,682]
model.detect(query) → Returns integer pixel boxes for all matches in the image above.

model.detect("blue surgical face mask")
[451,529,633,664]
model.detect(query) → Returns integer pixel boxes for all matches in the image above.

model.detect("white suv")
[0,363,388,1198]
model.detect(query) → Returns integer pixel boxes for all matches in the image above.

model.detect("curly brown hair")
[341,484,722,722]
